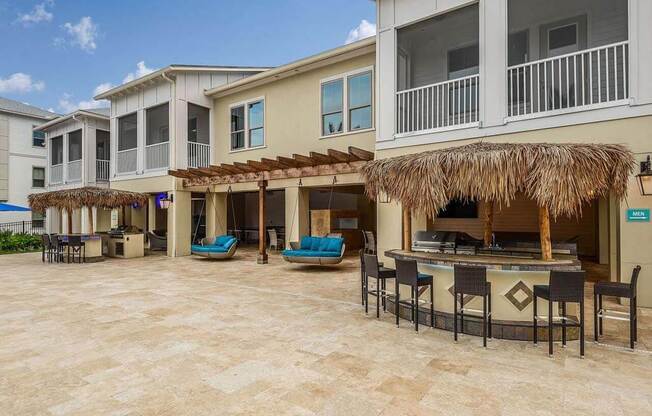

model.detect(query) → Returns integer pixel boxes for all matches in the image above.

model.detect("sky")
[0,0,376,114]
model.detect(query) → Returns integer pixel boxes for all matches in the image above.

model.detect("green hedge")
[0,231,42,253]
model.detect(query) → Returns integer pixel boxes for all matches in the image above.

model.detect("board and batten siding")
[0,116,8,201]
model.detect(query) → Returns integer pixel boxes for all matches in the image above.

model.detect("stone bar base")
[385,299,579,341]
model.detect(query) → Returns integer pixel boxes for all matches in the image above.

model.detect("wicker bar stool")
[594,265,641,349]
[533,270,586,357]
[395,259,434,332]
[360,250,385,306]
[363,254,396,318]
[453,265,492,347]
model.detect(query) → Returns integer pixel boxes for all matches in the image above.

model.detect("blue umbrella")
[0,203,31,212]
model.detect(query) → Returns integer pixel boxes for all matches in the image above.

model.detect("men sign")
[626,208,650,222]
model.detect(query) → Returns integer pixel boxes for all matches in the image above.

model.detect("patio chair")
[268,229,284,251]
[395,259,434,332]
[148,230,167,251]
[364,231,377,254]
[454,265,491,347]
[533,270,586,357]
[66,235,85,264]
[191,235,238,259]
[594,265,641,349]
[41,234,55,263]
[282,236,345,265]
[363,254,396,318]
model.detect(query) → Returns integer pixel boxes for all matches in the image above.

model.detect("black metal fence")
[0,220,45,235]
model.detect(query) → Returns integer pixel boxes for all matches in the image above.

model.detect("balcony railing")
[67,160,82,182]
[396,74,480,136]
[50,164,63,185]
[145,142,169,170]
[117,148,137,174]
[507,41,629,119]
[188,141,210,168]
[96,159,109,182]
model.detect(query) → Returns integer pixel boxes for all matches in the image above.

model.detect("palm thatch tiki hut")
[29,187,149,234]
[362,142,634,260]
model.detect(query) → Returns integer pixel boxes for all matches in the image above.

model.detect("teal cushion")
[222,237,236,250]
[310,237,322,251]
[192,245,228,253]
[300,236,314,250]
[325,237,344,253]
[318,238,331,252]
[215,235,232,246]
[282,249,342,258]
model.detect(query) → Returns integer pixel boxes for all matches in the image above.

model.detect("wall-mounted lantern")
[637,155,652,196]
[158,193,174,209]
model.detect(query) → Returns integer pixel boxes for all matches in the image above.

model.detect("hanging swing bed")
[282,177,346,265]
[191,187,239,259]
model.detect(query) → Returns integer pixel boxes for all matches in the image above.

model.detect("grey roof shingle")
[0,96,57,119]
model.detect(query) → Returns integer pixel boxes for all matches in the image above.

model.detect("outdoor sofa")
[191,235,238,259]
[282,235,346,265]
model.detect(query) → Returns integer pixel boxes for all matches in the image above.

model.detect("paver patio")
[1,249,651,415]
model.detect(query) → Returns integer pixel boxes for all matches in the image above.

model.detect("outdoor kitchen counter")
[383,249,582,339]
[385,249,582,271]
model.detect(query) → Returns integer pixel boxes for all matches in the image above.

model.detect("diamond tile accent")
[448,285,475,306]
[504,281,534,311]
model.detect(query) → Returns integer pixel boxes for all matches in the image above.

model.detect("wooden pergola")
[169,146,374,263]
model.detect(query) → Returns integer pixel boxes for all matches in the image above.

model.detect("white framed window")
[320,66,374,137]
[547,23,578,57]
[32,166,45,188]
[32,127,45,147]
[229,97,265,151]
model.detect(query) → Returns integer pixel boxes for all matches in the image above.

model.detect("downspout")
[161,71,177,256]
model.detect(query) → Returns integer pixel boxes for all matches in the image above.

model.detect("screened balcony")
[117,113,137,174]
[396,4,479,136]
[96,129,110,182]
[67,129,82,182]
[507,0,629,119]
[50,135,63,185]
[145,103,170,170]
[187,103,210,168]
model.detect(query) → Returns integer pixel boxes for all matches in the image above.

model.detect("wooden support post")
[538,205,553,261]
[483,201,494,247]
[402,207,412,251]
[88,206,94,235]
[67,209,73,234]
[257,180,268,264]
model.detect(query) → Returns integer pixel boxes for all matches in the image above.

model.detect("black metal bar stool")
[395,259,434,332]
[360,250,385,306]
[594,265,641,350]
[363,254,396,318]
[453,265,491,347]
[533,270,586,357]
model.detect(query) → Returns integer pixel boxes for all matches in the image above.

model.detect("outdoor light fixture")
[637,155,652,196]
[159,193,174,209]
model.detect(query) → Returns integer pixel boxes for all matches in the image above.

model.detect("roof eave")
[34,110,109,131]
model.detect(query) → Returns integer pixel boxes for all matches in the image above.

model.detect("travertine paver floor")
[1,249,651,415]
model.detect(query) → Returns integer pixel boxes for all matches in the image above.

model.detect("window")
[321,68,373,137]
[118,113,137,151]
[68,129,82,161]
[230,98,264,151]
[31,211,45,225]
[51,135,63,165]
[188,103,210,144]
[32,167,45,188]
[448,44,479,80]
[508,30,529,66]
[438,199,478,218]
[32,127,45,147]
[146,103,169,146]
[321,79,343,136]
[548,23,578,56]
[96,130,110,160]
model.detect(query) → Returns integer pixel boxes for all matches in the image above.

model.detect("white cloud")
[122,61,155,84]
[58,92,108,114]
[93,82,114,96]
[62,16,98,52]
[345,19,376,44]
[17,1,54,25]
[0,73,45,93]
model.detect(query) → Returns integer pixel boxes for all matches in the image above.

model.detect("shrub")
[0,230,42,253]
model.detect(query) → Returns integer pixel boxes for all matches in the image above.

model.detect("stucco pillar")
[167,190,191,257]
[147,196,157,232]
[206,191,227,240]
[80,206,90,234]
[284,186,309,248]
[377,201,402,266]
[46,207,61,234]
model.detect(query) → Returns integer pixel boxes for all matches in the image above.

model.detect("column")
[479,0,508,127]
[81,206,91,234]
[206,191,227,240]
[147,195,157,233]
[284,186,309,248]
[402,206,412,251]
[62,209,70,234]
[538,206,552,261]
[257,180,268,264]
[167,190,191,257]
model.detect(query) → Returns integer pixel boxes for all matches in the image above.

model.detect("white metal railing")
[507,41,629,118]
[50,164,63,184]
[67,160,82,182]
[145,142,169,170]
[396,74,480,135]
[188,141,210,168]
[117,148,137,174]
[96,159,109,182]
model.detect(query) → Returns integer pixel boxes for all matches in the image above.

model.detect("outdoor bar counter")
[58,234,103,262]
[384,249,582,340]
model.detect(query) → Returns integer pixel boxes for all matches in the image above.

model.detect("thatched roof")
[28,187,149,212]
[360,142,635,218]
